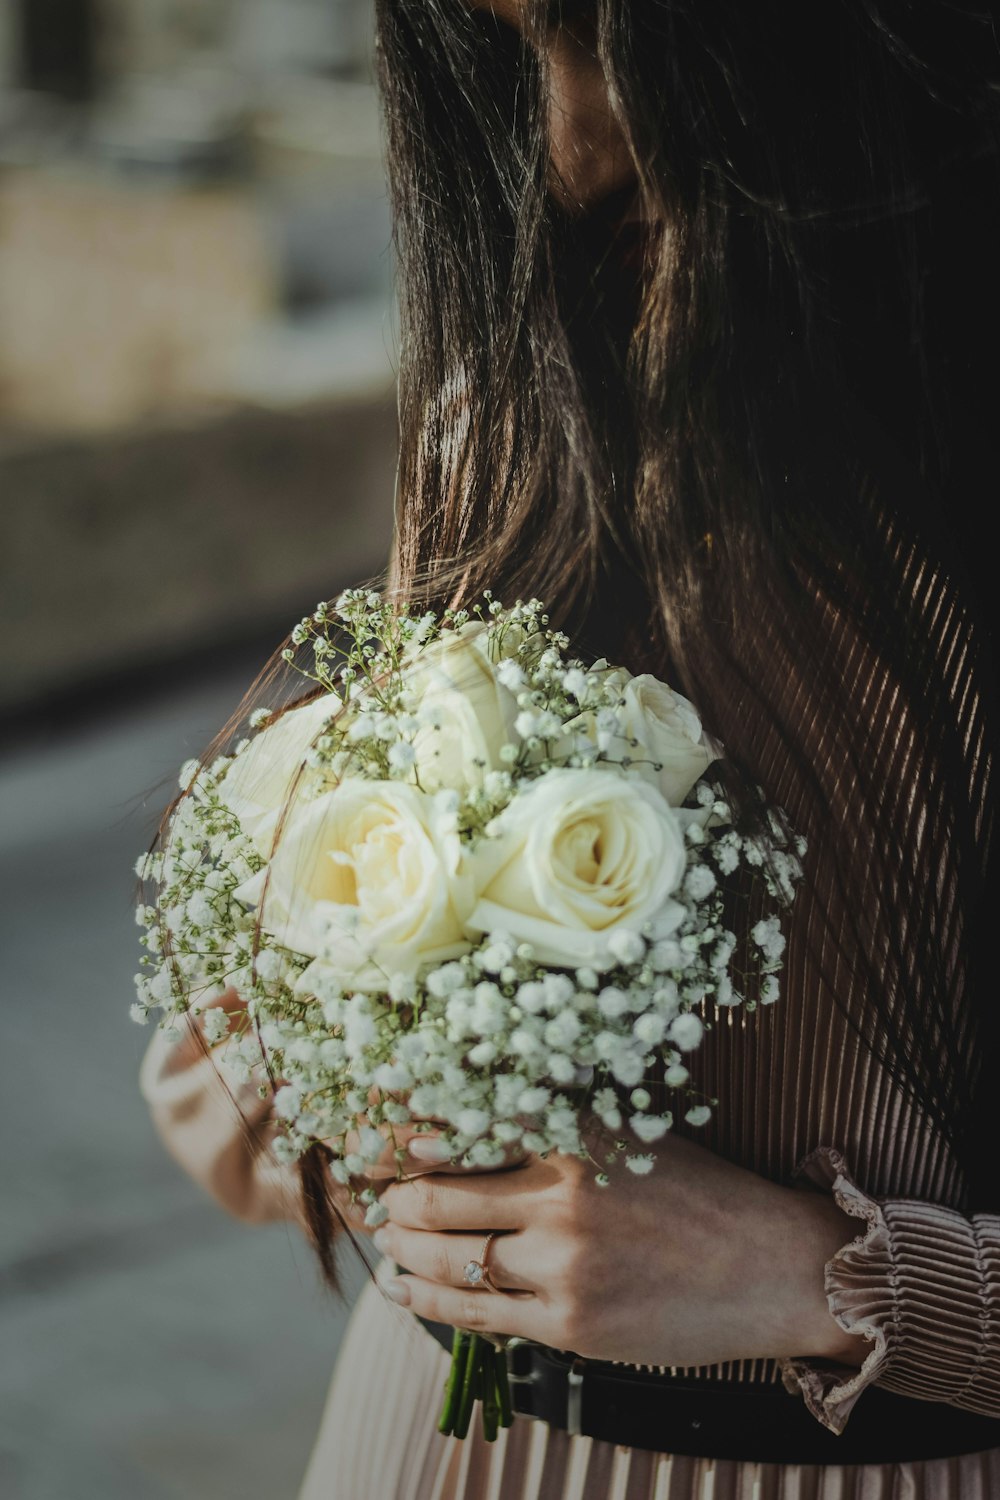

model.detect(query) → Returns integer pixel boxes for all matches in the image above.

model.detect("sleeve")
[139,1008,303,1228]
[780,1147,1000,1434]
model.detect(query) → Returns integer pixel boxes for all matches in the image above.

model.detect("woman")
[142,1,999,1494]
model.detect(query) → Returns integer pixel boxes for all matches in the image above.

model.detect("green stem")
[453,1333,483,1440]
[437,1329,471,1436]
[438,1332,515,1442]
[494,1344,514,1429]
[481,1357,500,1443]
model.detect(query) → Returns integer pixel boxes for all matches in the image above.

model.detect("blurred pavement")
[0,657,369,1500]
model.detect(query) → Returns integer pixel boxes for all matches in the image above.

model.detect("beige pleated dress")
[139,510,999,1498]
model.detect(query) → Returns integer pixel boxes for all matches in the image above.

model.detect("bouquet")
[133,591,802,1440]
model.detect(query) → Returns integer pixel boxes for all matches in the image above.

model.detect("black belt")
[419,1318,1000,1465]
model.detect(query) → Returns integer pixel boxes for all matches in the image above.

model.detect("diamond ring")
[463,1232,498,1290]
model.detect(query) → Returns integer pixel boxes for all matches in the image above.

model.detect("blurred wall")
[1,0,398,718]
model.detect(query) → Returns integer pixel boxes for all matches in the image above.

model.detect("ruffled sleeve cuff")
[780,1147,1000,1434]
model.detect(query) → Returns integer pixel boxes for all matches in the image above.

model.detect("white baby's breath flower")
[548,1053,577,1085]
[597,986,630,1019]
[609,1050,646,1087]
[633,1013,667,1046]
[374,1062,413,1092]
[470,983,508,1035]
[456,1108,491,1139]
[684,865,717,902]
[714,976,738,1007]
[631,1113,671,1143]
[562,667,589,701]
[542,974,576,1011]
[606,929,646,966]
[684,1105,712,1127]
[479,938,515,974]
[668,1012,705,1051]
[253,948,286,984]
[272,1135,302,1165]
[274,1085,302,1121]
[751,917,786,963]
[202,1007,231,1044]
[358,1126,386,1162]
[649,939,684,973]
[543,1011,582,1050]
[483,770,513,802]
[625,1154,655,1175]
[515,981,547,1014]
[427,963,468,998]
[388,741,417,773]
[510,1026,544,1060]
[496,659,525,691]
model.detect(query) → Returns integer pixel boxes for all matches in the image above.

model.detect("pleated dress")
[141,499,1000,1499]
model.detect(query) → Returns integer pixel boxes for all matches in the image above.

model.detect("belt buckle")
[504,1338,536,1388]
[504,1337,543,1420]
[566,1357,585,1438]
[504,1341,587,1434]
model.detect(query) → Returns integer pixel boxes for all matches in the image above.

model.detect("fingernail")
[408,1137,452,1163]
[384,1279,411,1306]
[372,1227,391,1254]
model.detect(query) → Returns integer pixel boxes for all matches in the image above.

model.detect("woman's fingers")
[381,1160,538,1232]
[372,1224,530,1292]
[334,1125,526,1184]
[406,1136,527,1175]
[380,1275,537,1341]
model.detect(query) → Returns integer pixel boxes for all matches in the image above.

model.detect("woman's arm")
[138,992,506,1228]
[139,991,302,1226]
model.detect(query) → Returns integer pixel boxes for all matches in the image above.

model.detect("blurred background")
[0,2,395,1494]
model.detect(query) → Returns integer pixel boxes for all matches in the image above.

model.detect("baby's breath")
[134,591,802,1192]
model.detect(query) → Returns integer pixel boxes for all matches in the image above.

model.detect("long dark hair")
[369,0,999,1205]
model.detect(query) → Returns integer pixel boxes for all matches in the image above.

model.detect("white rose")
[617,675,716,804]
[466,767,687,970]
[407,622,520,792]
[233,779,473,991]
[217,693,342,852]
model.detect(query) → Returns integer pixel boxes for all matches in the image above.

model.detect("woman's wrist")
[776,1187,868,1366]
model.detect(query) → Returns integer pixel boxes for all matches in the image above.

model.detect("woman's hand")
[373,1130,868,1369]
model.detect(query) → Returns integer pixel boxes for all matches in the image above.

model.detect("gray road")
[0,662,367,1500]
